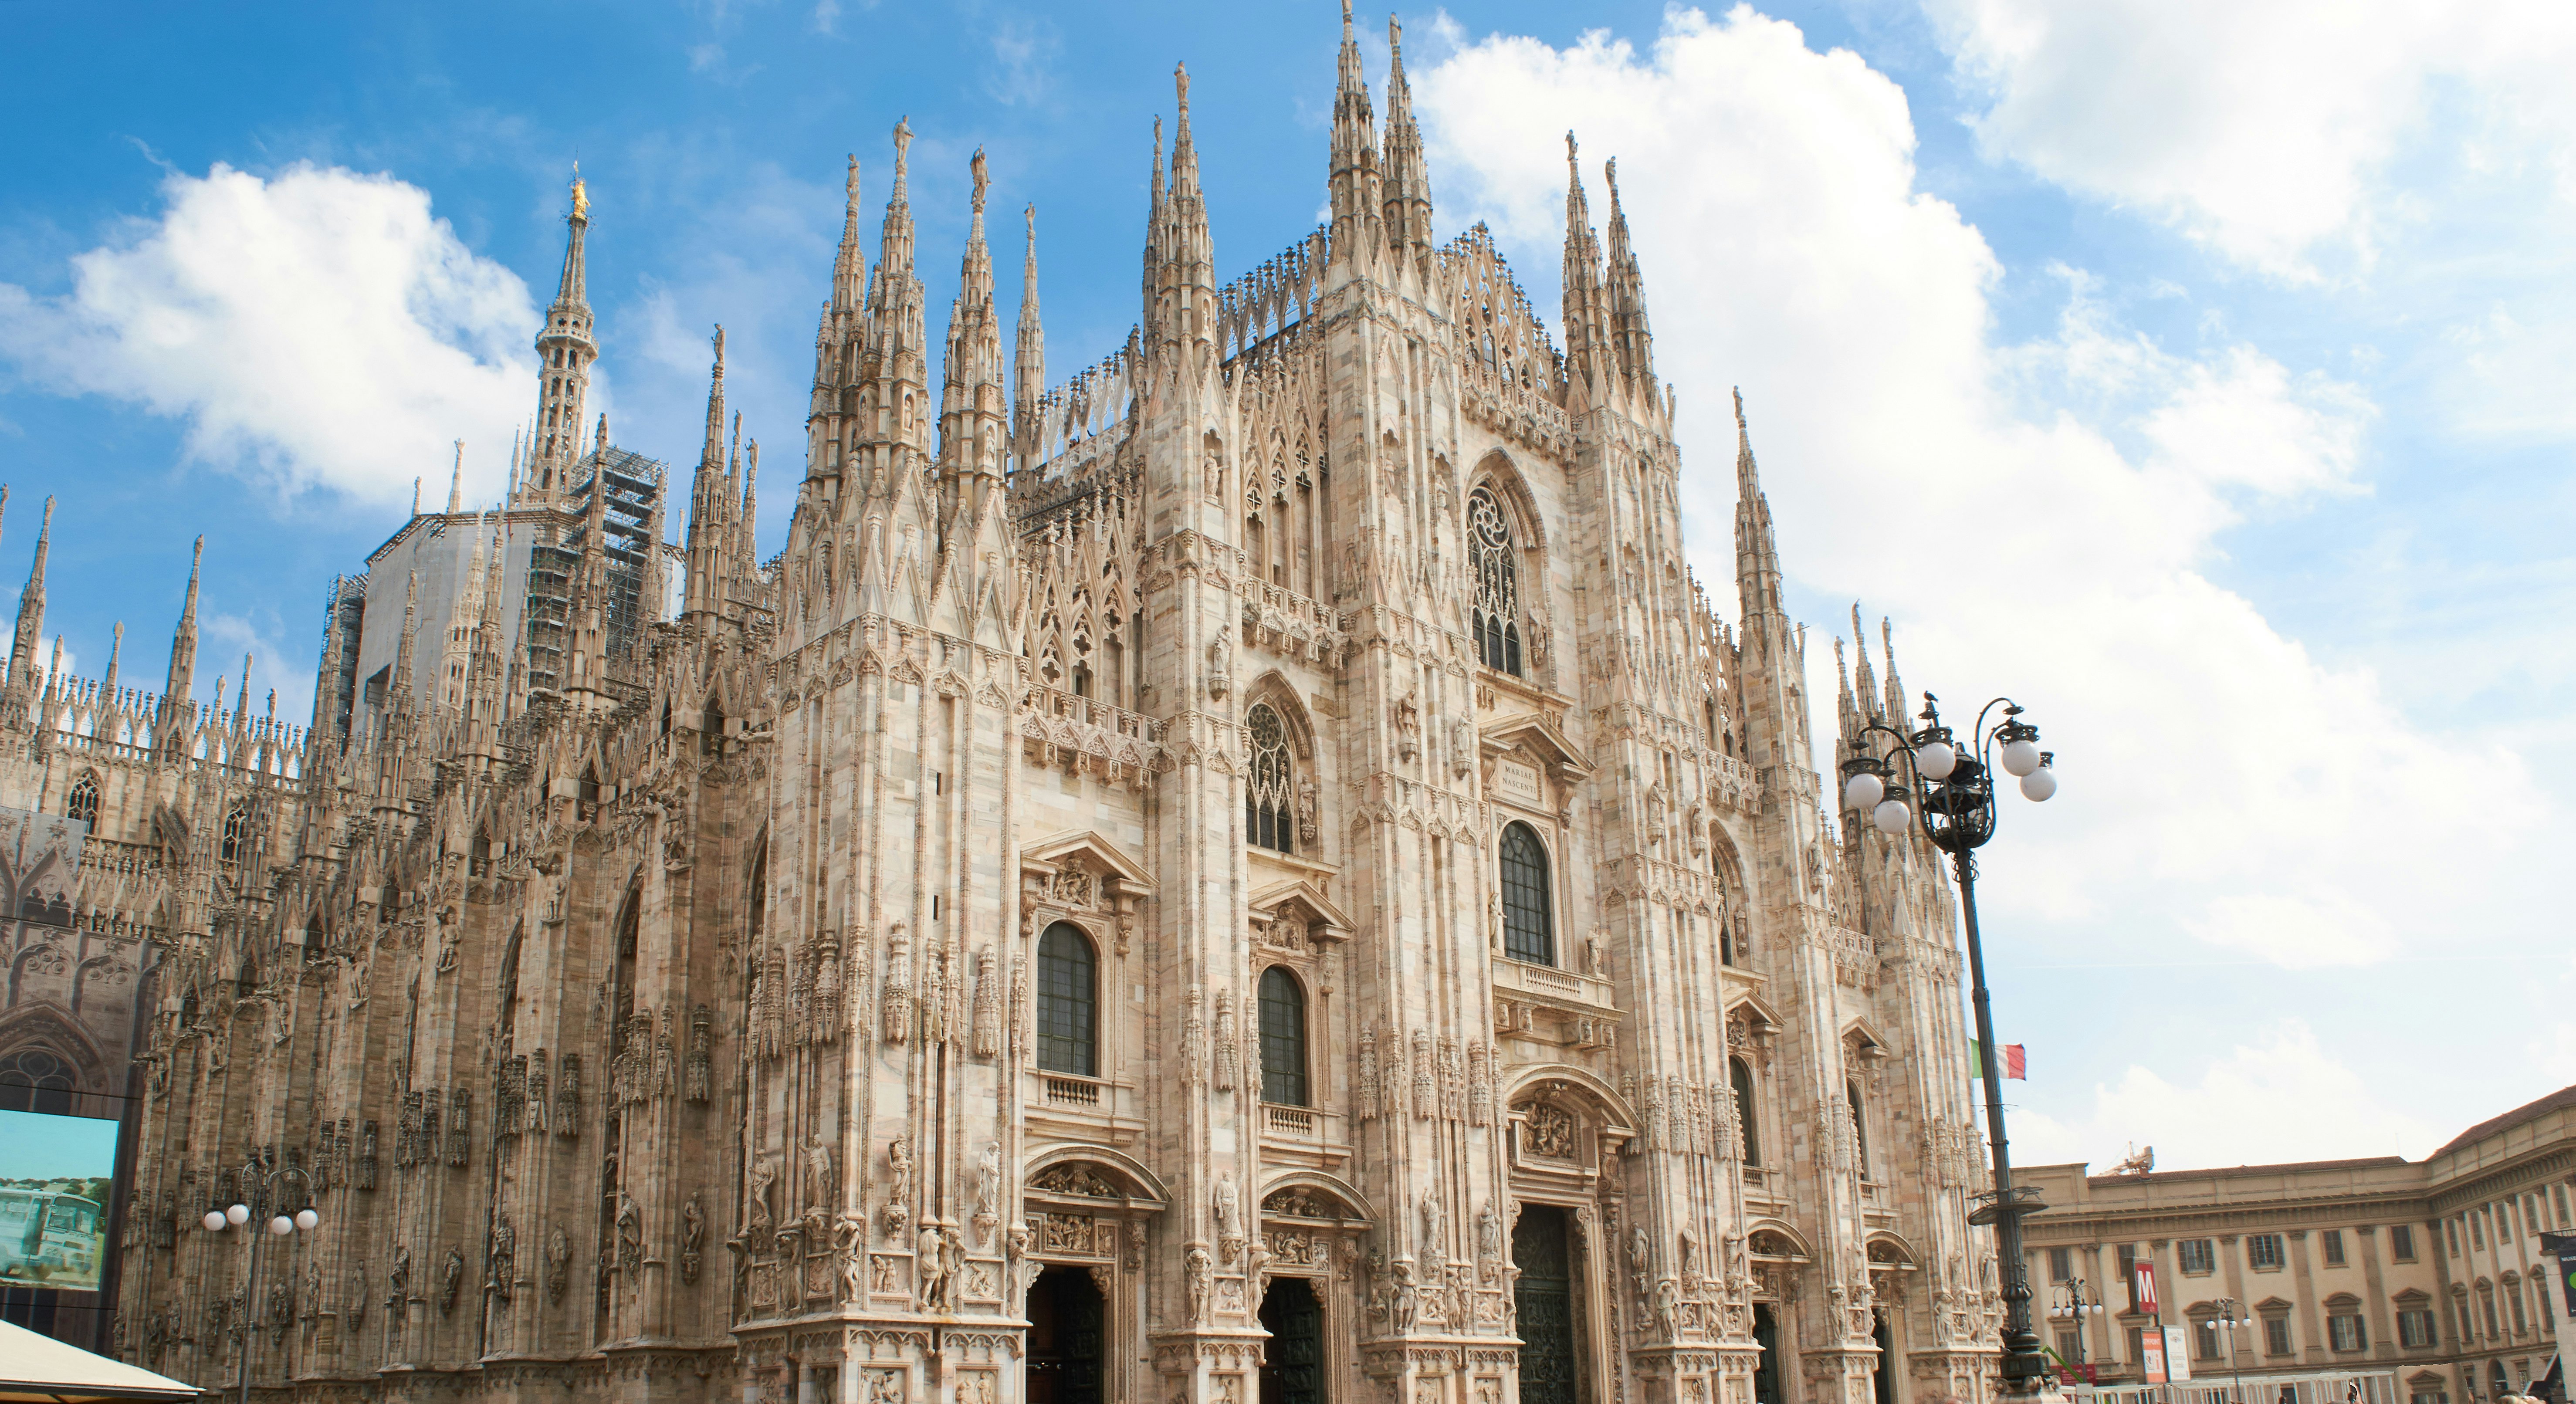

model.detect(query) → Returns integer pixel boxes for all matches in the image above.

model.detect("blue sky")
[0,1109,120,1182]
[4,0,2571,1168]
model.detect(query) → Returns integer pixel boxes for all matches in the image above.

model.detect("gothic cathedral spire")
[521,169,598,506]
[1381,15,1435,264]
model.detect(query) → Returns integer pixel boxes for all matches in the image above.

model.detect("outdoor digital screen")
[0,1107,118,1292]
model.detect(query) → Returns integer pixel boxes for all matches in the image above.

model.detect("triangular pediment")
[1249,878,1354,942]
[1480,710,1591,777]
[1020,828,1156,895]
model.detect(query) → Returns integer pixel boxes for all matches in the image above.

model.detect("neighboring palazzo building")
[2017,1086,2576,1404]
[89,13,2009,1404]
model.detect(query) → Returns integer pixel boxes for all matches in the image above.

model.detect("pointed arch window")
[1467,486,1523,676]
[1258,966,1308,1106]
[64,773,98,827]
[1037,922,1098,1077]
[220,803,250,864]
[0,1049,77,1116]
[1499,820,1554,965]
[1246,703,1296,854]
[1732,1056,1761,1167]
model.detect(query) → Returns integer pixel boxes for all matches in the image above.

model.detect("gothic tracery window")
[1258,965,1308,1107]
[1246,703,1295,854]
[1037,923,1098,1078]
[64,773,98,827]
[1499,820,1554,965]
[1467,486,1523,676]
[220,804,249,864]
[0,1048,76,1115]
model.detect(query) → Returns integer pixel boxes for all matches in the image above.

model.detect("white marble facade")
[84,11,2010,1404]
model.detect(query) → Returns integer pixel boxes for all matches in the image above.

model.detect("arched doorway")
[1513,1204,1583,1404]
[1872,1308,1899,1404]
[1259,1276,1324,1404]
[1027,1266,1104,1404]
[1753,1303,1785,1404]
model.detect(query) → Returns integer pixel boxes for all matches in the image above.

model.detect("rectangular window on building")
[2509,1281,2529,1334]
[2180,1239,2216,1274]
[2051,1248,2074,1283]
[2058,1329,2082,1362]
[2411,1393,2447,1404]
[2392,1225,2417,1261]
[2495,1203,2512,1243]
[2265,1317,2293,1355]
[2448,1219,2461,1256]
[2248,1234,2288,1270]
[2472,1213,2485,1249]
[2555,1184,2570,1226]
[2323,1229,2347,1265]
[2331,1315,2367,1352]
[2460,1299,2479,1344]
[2197,1319,2223,1360]
[2400,1310,2437,1348]
[2526,1195,2543,1234]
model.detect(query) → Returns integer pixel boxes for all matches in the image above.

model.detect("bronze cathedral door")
[1512,1205,1582,1404]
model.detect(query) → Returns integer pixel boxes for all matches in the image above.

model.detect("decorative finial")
[971,148,989,215]
[1733,386,1746,426]
[893,117,913,173]
[712,324,726,366]
[1390,14,1404,55]
[846,153,860,201]
[1025,203,1036,240]
[570,163,589,222]
[1175,62,1190,116]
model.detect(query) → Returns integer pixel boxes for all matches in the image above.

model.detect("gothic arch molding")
[1021,1143,1172,1209]
[0,1001,112,1089]
[1241,670,1316,760]
[1256,1169,1377,1226]
[1468,449,1550,555]
[1502,1061,1641,1135]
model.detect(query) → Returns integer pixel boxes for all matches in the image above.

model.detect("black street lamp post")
[2214,1297,2251,1404]
[2051,1277,2108,1381]
[203,1163,321,1404]
[1841,694,2058,1395]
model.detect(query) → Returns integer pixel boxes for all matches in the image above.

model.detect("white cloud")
[0,162,541,508]
[1412,5,2549,991]
[1919,0,2576,274]
[985,16,1061,107]
[2012,1020,2442,1168]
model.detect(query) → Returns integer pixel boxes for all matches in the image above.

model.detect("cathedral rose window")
[1467,486,1523,677]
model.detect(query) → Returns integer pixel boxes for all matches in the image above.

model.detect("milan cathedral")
[2,9,2007,1403]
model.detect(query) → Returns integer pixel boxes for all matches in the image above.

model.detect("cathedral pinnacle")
[10,496,51,695]
[1014,203,1045,469]
[1733,388,1784,619]
[834,153,867,310]
[1381,14,1434,257]
[446,440,464,514]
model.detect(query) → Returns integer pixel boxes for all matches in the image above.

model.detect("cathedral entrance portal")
[1512,1204,1582,1404]
[1753,1303,1784,1404]
[1258,1276,1324,1404]
[1026,1267,1105,1404]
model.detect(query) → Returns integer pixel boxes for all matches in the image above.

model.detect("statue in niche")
[1207,629,1232,700]
[680,1194,706,1284]
[804,1135,834,1212]
[1419,1189,1445,1257]
[747,1156,777,1238]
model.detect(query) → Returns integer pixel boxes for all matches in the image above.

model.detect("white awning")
[0,1320,201,1403]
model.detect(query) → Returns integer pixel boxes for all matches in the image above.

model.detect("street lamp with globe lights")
[2049,1277,2108,1380]
[1840,694,2058,1395]
[202,1163,319,1404]
[2211,1297,2251,1404]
